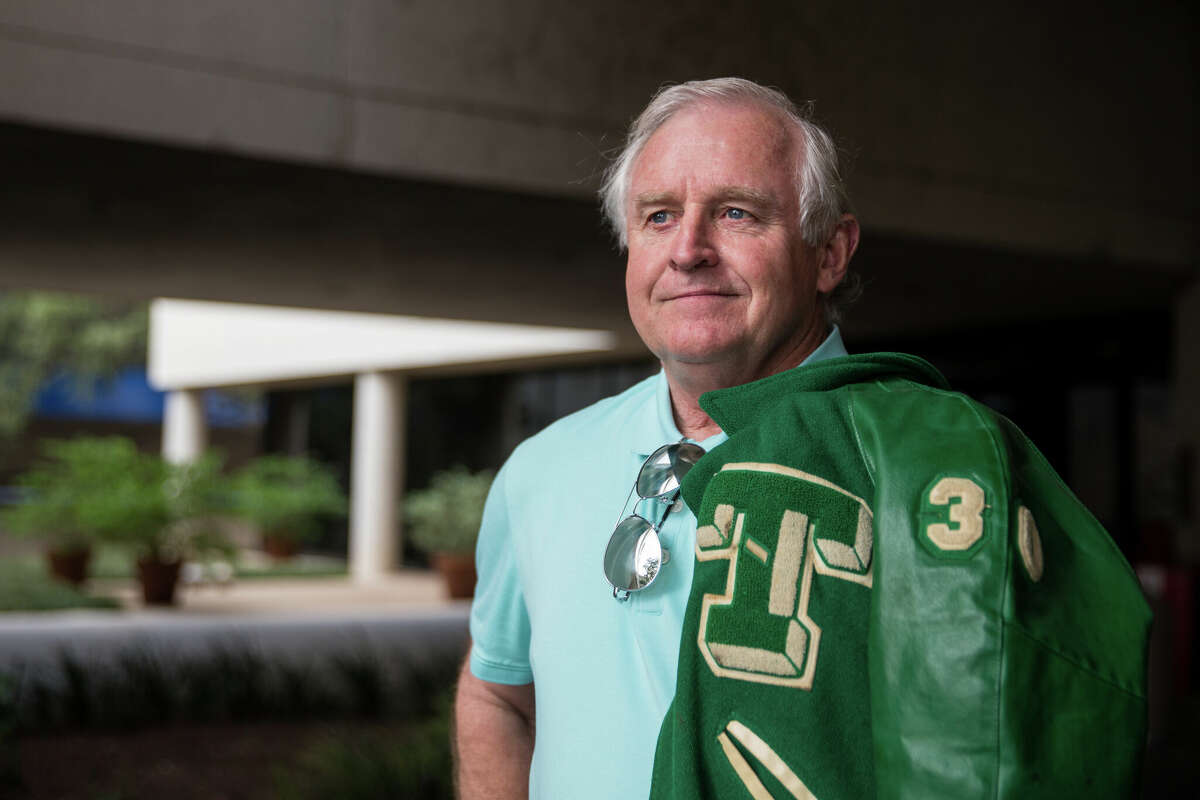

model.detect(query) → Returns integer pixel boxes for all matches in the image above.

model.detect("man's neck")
[662,361,797,440]
[666,378,724,440]
[663,327,834,440]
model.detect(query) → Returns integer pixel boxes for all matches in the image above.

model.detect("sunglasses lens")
[603,516,663,591]
[636,442,706,499]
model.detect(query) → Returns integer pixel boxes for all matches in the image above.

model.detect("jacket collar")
[698,352,949,435]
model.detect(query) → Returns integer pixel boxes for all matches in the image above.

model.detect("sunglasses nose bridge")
[636,441,705,498]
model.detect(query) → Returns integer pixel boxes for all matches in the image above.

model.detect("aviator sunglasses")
[603,441,706,600]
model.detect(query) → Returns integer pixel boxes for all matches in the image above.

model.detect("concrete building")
[0,2,1195,578]
[149,298,616,579]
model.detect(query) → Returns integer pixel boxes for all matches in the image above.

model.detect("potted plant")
[2,477,92,585]
[137,452,234,605]
[72,439,231,606]
[405,466,494,599]
[0,437,130,585]
[230,454,347,559]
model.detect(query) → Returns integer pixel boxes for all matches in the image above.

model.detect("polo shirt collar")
[630,326,850,458]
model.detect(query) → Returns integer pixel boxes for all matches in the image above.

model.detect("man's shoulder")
[840,376,1011,471]
[845,376,1002,435]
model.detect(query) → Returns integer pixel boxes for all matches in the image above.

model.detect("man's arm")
[454,655,536,799]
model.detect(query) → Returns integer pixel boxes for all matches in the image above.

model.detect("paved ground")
[92,567,456,616]
[1,529,458,615]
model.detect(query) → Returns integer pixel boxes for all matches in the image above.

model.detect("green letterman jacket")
[649,353,1151,800]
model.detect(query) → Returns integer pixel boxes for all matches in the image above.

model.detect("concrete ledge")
[0,602,470,706]
[1,604,468,671]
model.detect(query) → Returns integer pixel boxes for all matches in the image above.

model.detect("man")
[456,78,1150,799]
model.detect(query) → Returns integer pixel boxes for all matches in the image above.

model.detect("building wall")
[0,0,1194,554]
[0,121,1189,348]
[0,0,1193,267]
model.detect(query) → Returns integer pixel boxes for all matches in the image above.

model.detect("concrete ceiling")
[1,1,1194,267]
[0,122,1191,357]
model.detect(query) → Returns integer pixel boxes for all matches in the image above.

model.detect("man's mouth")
[664,288,737,301]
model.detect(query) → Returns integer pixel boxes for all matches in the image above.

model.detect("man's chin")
[657,340,747,370]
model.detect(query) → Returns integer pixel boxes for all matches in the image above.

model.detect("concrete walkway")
[93,567,455,616]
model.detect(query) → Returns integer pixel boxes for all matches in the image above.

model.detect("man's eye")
[648,211,669,225]
[725,207,750,220]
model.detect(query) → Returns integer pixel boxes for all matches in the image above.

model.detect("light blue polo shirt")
[469,328,848,799]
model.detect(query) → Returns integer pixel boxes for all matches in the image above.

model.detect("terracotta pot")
[431,552,477,599]
[262,533,300,561]
[47,546,91,586]
[137,557,182,606]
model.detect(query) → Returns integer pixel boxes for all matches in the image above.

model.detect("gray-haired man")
[453,76,1149,800]
[454,77,859,799]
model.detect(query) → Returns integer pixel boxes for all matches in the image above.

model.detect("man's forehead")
[633,185,776,209]
[628,103,799,207]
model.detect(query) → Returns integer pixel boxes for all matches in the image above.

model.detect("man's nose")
[668,213,717,271]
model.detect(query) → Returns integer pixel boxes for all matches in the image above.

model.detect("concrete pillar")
[349,371,406,583]
[162,389,207,464]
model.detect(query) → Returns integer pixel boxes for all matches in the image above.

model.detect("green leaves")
[1,437,233,561]
[229,455,348,544]
[405,466,494,555]
[0,291,148,439]
[2,437,145,549]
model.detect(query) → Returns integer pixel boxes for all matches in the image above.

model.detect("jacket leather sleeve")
[852,381,1150,799]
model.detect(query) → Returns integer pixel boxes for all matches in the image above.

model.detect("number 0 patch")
[919,475,990,559]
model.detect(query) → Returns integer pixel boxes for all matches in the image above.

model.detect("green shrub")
[0,558,119,612]
[230,455,347,546]
[274,700,454,800]
[1,437,232,564]
[1,437,143,553]
[405,467,494,555]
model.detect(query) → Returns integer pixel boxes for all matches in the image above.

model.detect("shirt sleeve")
[468,460,535,685]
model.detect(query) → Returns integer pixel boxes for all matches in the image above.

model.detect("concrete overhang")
[148,298,618,391]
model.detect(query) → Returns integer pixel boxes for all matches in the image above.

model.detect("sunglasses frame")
[603,441,705,601]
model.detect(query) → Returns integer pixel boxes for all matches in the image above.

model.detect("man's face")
[625,103,837,381]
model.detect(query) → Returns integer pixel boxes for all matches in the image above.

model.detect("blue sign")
[33,368,264,428]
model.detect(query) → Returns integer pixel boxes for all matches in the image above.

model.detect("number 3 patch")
[919,475,990,559]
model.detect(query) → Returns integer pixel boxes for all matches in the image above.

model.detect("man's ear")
[816,214,860,294]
